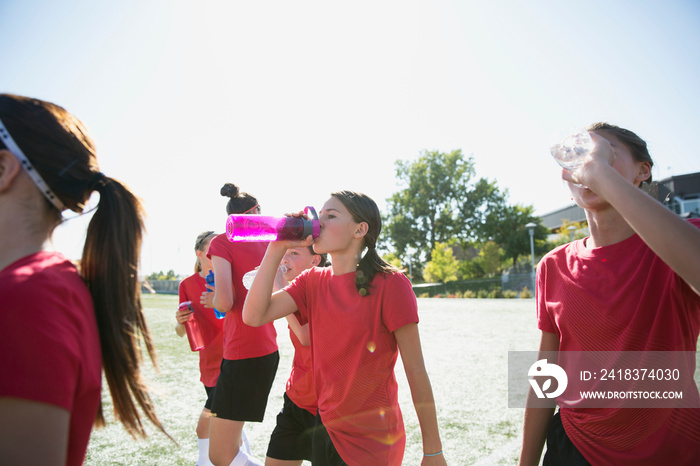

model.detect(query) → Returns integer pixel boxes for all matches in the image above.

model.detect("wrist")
[424,449,443,457]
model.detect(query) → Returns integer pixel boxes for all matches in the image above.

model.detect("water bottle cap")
[304,206,321,239]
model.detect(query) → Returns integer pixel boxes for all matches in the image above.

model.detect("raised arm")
[394,323,446,465]
[242,240,306,327]
[568,133,700,295]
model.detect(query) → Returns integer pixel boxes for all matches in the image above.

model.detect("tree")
[477,241,504,277]
[384,149,507,264]
[480,203,545,267]
[423,242,459,284]
[548,219,588,248]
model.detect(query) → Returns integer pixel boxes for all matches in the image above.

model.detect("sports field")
[83,295,700,465]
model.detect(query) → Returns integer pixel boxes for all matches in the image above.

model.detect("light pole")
[567,225,577,242]
[525,222,537,295]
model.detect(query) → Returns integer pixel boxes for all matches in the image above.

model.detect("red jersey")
[207,234,277,360]
[0,252,102,466]
[179,273,224,387]
[286,268,419,466]
[285,327,317,414]
[537,218,700,465]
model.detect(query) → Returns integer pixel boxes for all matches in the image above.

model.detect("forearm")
[242,242,287,326]
[519,405,554,466]
[410,370,443,455]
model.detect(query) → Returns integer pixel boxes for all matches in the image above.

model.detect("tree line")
[380,149,581,285]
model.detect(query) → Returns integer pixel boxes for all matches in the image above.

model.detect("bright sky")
[1,0,699,276]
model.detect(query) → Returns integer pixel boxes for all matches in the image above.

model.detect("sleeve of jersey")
[536,259,558,335]
[178,278,187,303]
[0,280,81,411]
[382,273,419,333]
[206,234,232,263]
[285,269,310,326]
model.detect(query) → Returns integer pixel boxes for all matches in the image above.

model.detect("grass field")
[84,295,700,465]
[85,295,540,465]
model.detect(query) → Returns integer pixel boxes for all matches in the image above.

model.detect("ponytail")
[1,93,169,440]
[81,176,168,439]
[331,190,401,296]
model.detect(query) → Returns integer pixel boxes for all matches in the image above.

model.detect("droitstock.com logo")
[528,359,568,399]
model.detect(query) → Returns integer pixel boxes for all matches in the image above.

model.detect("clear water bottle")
[242,265,288,290]
[179,301,205,351]
[550,130,594,170]
[226,206,320,242]
[205,270,226,319]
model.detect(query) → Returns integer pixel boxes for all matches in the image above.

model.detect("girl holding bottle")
[243,191,446,466]
[519,123,700,465]
[175,230,224,465]
[203,183,279,466]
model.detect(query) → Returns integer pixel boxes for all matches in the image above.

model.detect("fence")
[411,272,534,298]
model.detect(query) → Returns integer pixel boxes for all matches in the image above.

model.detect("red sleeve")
[0,275,83,410]
[381,273,419,333]
[206,234,233,263]
[178,278,187,304]
[536,258,558,335]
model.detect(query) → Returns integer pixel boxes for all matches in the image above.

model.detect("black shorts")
[311,411,348,466]
[210,351,280,422]
[543,411,591,466]
[266,393,316,461]
[203,384,216,411]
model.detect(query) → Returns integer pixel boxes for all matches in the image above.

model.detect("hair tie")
[89,171,106,190]
[0,116,67,212]
[242,203,259,214]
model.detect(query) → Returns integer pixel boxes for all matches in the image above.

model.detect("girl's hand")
[175,308,192,324]
[269,210,316,250]
[200,288,214,308]
[562,131,616,189]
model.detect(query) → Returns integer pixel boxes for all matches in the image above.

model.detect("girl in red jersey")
[175,230,224,466]
[519,123,700,466]
[243,191,446,466]
[0,94,167,465]
[203,183,279,466]
[265,245,327,466]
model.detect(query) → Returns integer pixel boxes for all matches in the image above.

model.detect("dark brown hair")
[586,122,654,185]
[0,93,167,439]
[220,183,258,215]
[331,190,401,295]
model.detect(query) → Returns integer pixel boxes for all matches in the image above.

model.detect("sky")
[1,0,699,276]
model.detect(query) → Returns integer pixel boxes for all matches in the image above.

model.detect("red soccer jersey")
[286,268,419,466]
[179,273,224,387]
[0,252,102,466]
[537,218,700,465]
[207,234,277,360]
[285,327,317,415]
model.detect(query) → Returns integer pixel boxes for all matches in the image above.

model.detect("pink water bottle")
[179,301,205,351]
[226,206,320,242]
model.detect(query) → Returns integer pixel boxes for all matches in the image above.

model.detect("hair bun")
[220,183,240,198]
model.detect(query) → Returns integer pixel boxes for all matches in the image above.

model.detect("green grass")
[84,295,700,465]
[85,296,541,465]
